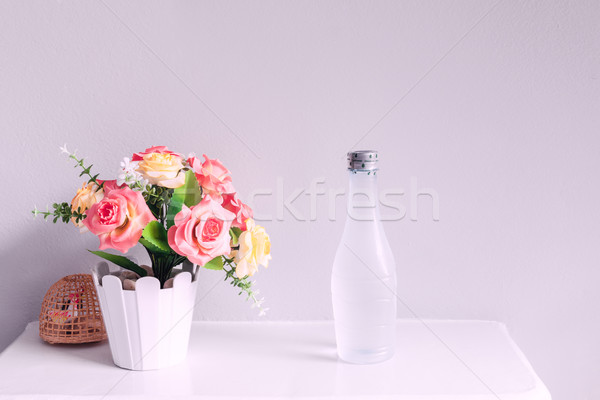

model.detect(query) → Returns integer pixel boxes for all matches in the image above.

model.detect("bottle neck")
[347,170,380,221]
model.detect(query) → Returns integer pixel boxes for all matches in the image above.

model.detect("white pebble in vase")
[123,279,136,290]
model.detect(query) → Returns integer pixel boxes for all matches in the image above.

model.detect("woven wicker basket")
[39,274,107,344]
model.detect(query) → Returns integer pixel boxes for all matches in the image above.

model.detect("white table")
[0,320,550,399]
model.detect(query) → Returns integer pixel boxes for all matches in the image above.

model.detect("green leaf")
[139,237,170,255]
[166,170,202,229]
[229,227,242,246]
[203,256,224,270]
[142,221,171,253]
[89,250,147,277]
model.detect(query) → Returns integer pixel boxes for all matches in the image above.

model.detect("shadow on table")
[195,322,340,363]
[44,339,116,368]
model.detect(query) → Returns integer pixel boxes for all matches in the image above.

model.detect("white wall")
[1,0,599,398]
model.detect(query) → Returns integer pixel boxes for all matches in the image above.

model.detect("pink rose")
[70,180,123,230]
[83,186,156,253]
[188,155,235,201]
[167,196,235,266]
[221,193,253,231]
[132,146,183,161]
[97,179,122,194]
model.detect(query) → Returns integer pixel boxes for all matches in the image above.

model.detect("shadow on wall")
[0,221,145,352]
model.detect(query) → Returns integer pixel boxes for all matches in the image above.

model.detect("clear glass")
[331,170,397,364]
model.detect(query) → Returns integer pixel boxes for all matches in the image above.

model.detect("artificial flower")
[234,218,271,278]
[188,154,235,201]
[133,146,185,189]
[117,157,148,190]
[98,179,121,194]
[36,144,272,315]
[221,193,253,231]
[71,182,104,228]
[167,196,235,266]
[83,186,155,253]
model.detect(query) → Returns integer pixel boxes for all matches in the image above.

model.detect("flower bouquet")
[33,145,271,369]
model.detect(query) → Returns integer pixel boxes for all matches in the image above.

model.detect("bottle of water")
[331,150,397,364]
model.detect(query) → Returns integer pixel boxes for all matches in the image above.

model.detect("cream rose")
[234,218,271,278]
[133,146,185,189]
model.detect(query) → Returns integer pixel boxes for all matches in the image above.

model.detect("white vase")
[91,261,199,370]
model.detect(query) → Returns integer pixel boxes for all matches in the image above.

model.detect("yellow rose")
[71,182,104,227]
[136,152,185,188]
[234,219,272,278]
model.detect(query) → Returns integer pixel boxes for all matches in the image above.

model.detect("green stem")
[144,247,186,288]
[32,203,86,224]
[222,258,267,315]
[69,154,103,188]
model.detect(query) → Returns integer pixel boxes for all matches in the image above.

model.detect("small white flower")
[59,143,77,157]
[117,157,148,190]
[258,307,269,317]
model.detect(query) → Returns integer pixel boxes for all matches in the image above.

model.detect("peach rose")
[188,154,235,201]
[83,186,156,253]
[133,146,185,189]
[71,182,104,228]
[221,193,253,231]
[167,196,235,266]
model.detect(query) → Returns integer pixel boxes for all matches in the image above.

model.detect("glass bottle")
[331,150,397,364]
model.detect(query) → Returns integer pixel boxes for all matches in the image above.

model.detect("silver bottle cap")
[347,150,379,171]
